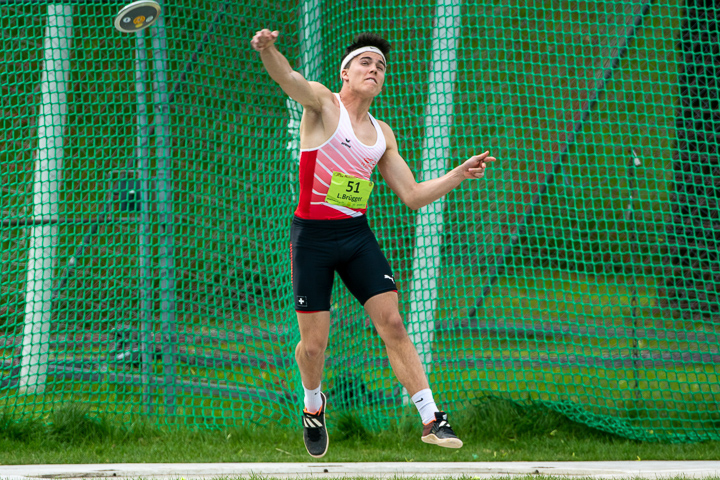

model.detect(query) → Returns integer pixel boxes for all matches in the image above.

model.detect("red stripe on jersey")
[296,149,318,218]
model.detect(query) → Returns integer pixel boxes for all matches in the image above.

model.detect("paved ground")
[0,462,719,479]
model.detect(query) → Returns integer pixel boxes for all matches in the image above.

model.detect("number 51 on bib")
[325,171,374,209]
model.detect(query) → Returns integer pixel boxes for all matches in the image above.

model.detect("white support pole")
[404,0,461,401]
[286,0,321,198]
[20,4,73,394]
[299,0,321,80]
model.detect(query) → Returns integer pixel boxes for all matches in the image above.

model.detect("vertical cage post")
[404,0,461,401]
[149,3,176,415]
[20,4,73,394]
[133,26,154,414]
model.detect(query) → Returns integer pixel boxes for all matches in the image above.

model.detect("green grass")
[1,400,719,464]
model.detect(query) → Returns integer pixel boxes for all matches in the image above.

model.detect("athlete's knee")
[377,312,408,345]
[296,339,327,360]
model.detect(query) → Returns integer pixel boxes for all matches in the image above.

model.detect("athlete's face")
[342,52,386,95]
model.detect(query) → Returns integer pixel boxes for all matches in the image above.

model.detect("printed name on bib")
[325,172,374,209]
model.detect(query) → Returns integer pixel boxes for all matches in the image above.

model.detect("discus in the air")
[114,0,161,33]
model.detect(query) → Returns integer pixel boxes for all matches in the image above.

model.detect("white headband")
[339,46,387,80]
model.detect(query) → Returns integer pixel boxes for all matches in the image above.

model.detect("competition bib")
[325,172,374,209]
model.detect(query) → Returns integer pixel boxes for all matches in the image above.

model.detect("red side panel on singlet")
[296,149,318,219]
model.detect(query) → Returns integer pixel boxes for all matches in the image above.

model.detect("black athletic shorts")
[290,215,397,312]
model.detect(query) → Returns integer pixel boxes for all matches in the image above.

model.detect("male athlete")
[251,29,495,458]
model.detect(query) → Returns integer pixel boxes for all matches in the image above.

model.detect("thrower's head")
[339,33,391,98]
[114,0,161,33]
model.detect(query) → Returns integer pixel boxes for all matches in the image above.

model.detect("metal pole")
[20,4,73,394]
[2,217,115,228]
[626,149,643,400]
[404,0,461,401]
[149,5,176,415]
[133,27,154,414]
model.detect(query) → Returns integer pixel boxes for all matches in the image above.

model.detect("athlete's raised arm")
[251,29,333,112]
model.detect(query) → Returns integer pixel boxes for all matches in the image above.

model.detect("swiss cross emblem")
[297,296,308,307]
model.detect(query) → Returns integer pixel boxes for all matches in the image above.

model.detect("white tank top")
[294,93,387,220]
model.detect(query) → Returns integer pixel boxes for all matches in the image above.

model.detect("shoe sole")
[421,434,463,448]
[306,433,329,459]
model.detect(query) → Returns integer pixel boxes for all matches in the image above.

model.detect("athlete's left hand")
[461,151,496,179]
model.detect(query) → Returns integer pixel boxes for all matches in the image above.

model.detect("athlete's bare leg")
[295,311,331,390]
[364,291,428,396]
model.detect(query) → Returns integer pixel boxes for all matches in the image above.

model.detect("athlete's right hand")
[251,29,279,52]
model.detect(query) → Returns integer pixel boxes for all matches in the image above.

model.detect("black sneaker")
[302,392,328,458]
[421,411,463,448]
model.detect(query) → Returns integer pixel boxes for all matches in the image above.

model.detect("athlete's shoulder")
[307,81,332,94]
[304,81,338,109]
[377,120,398,148]
[376,119,394,135]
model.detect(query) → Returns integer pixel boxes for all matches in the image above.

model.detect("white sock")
[303,382,323,414]
[412,388,439,424]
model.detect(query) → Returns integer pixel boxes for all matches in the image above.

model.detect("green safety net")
[1,0,718,443]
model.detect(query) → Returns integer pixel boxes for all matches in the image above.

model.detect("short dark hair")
[342,33,391,69]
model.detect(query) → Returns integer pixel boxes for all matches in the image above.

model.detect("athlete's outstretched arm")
[377,123,495,211]
[250,29,332,111]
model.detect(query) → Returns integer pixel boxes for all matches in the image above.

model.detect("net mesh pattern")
[1,0,719,442]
